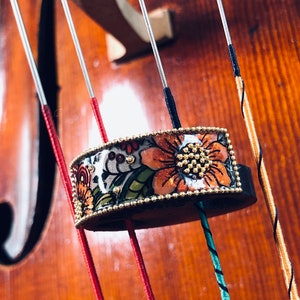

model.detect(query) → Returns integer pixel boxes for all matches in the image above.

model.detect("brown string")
[235,77,299,299]
[216,1,298,296]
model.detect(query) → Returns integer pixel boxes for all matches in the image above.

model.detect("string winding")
[60,0,155,299]
[139,1,230,298]
[236,76,297,300]
[197,202,230,299]
[42,106,104,300]
[9,0,104,298]
[216,0,299,298]
[10,0,293,298]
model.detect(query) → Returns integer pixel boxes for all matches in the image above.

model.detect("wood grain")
[0,0,299,299]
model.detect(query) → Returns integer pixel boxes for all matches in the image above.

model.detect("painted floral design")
[75,164,94,215]
[120,140,139,154]
[141,132,231,195]
[71,129,237,220]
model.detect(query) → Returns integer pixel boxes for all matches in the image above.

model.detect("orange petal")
[176,178,190,193]
[153,168,179,195]
[153,133,183,153]
[141,147,174,170]
[208,142,229,162]
[203,172,219,188]
[205,162,231,187]
[78,182,87,197]
[200,133,218,148]
[85,188,92,197]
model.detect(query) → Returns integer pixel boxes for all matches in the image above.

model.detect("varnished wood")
[0,0,299,299]
[72,0,174,62]
[0,0,42,261]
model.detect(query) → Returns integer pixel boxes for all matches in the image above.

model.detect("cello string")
[59,1,155,299]
[60,0,107,142]
[138,0,168,89]
[215,0,299,299]
[8,1,104,299]
[196,202,230,299]
[138,0,181,129]
[138,1,230,299]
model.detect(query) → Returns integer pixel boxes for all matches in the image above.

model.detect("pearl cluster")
[176,143,212,179]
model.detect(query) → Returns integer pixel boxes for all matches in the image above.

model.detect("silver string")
[60,0,95,98]
[9,0,47,105]
[138,0,168,89]
[216,0,232,46]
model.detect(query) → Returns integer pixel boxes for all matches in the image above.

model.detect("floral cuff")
[70,127,256,231]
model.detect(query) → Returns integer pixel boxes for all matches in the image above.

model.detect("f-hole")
[0,0,57,265]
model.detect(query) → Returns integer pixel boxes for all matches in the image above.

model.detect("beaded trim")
[70,127,253,230]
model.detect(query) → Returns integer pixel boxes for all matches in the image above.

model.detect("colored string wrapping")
[125,220,155,300]
[92,96,155,300]
[164,75,230,300]
[42,105,105,300]
[138,1,230,298]
[9,1,104,298]
[164,86,231,300]
[236,77,298,299]
[197,202,230,299]
[92,99,155,300]
[164,85,230,299]
[60,1,155,299]
[216,0,299,298]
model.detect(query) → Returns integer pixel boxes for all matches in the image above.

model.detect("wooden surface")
[0,0,300,299]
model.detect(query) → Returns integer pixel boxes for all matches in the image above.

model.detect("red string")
[90,97,155,299]
[41,105,104,300]
[43,92,155,299]
[125,220,155,300]
[90,97,108,143]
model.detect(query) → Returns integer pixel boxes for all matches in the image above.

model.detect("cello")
[0,0,299,299]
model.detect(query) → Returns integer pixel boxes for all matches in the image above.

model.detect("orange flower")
[141,133,231,195]
[75,164,94,215]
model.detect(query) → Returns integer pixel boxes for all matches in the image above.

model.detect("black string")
[163,87,182,129]
[162,74,230,300]
[228,44,240,77]
[288,261,294,299]
[240,77,245,118]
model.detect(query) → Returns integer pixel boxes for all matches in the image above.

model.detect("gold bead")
[126,155,135,164]
[113,186,121,194]
[184,168,190,174]
[177,162,183,167]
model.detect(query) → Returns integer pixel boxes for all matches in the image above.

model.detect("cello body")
[0,0,299,299]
